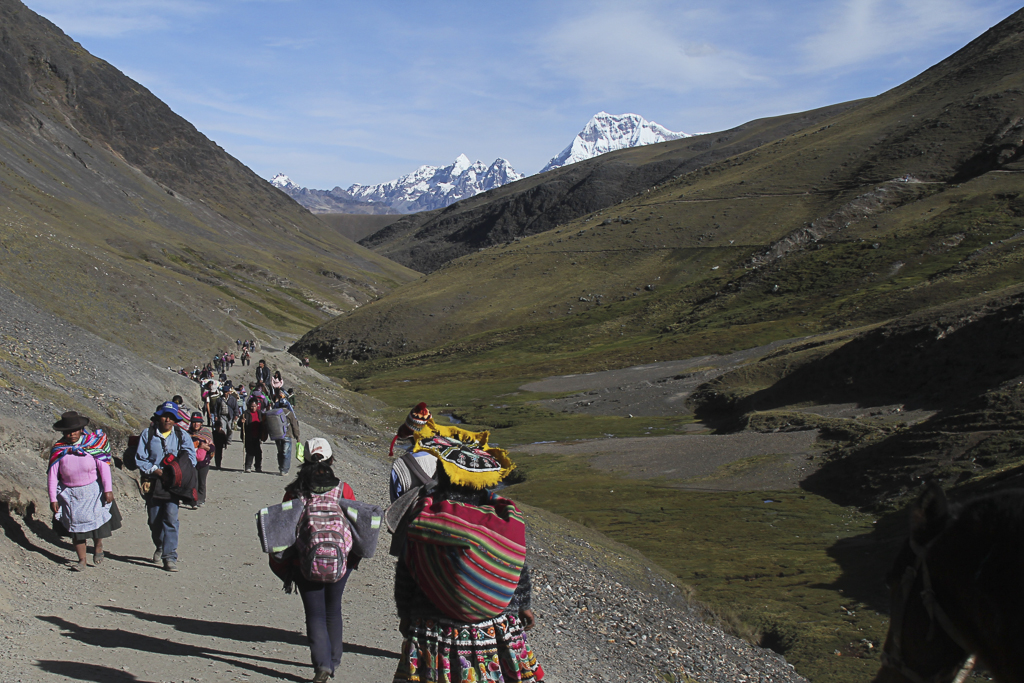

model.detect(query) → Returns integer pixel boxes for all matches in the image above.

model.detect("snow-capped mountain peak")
[541,112,691,173]
[271,173,297,190]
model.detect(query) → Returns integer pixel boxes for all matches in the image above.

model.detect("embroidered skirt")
[393,612,543,683]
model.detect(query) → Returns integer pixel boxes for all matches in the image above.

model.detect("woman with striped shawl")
[390,406,544,683]
[47,411,118,571]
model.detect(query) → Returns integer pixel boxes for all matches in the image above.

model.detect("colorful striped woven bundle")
[405,493,526,622]
[47,429,111,471]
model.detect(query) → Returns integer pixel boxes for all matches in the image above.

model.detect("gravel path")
[0,433,809,683]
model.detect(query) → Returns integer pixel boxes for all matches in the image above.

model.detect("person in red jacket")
[270,438,357,683]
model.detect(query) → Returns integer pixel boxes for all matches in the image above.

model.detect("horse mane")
[950,488,1024,533]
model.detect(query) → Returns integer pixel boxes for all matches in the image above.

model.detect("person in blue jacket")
[135,401,197,572]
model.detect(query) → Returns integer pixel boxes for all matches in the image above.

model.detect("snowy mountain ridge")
[346,155,523,213]
[540,112,691,173]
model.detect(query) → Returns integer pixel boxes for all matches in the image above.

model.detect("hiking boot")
[311,670,331,683]
[93,551,104,566]
[163,559,178,572]
[153,547,163,563]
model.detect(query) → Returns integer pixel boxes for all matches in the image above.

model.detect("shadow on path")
[0,501,68,565]
[344,642,400,660]
[101,552,160,568]
[36,661,152,683]
[101,605,307,646]
[100,605,400,659]
[37,615,306,682]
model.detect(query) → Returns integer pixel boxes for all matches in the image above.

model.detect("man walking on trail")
[135,401,197,572]
[210,388,237,469]
[255,359,271,392]
[270,388,300,476]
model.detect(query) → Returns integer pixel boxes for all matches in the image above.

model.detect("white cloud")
[23,0,212,37]
[803,0,1008,72]
[538,2,769,99]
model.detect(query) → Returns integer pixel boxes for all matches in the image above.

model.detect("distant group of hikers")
[46,359,544,683]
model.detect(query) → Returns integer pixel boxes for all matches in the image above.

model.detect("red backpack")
[297,486,353,583]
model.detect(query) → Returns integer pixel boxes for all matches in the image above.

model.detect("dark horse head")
[874,483,1024,683]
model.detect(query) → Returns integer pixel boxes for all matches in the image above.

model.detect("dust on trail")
[1,437,402,683]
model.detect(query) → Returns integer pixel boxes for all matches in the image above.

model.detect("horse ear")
[909,481,949,546]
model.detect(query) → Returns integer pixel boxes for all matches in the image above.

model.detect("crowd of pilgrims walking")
[45,341,544,682]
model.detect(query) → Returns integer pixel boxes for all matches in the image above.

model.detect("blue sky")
[23,0,1022,189]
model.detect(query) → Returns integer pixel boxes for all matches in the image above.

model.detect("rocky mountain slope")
[270,174,398,215]
[0,0,418,366]
[293,8,1024,374]
[687,285,1024,511]
[540,111,691,173]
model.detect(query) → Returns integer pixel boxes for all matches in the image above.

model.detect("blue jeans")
[276,438,293,474]
[147,499,180,561]
[296,567,352,674]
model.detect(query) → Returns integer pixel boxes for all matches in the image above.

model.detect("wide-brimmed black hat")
[53,411,90,432]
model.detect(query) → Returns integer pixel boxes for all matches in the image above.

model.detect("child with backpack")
[389,418,544,683]
[269,438,356,683]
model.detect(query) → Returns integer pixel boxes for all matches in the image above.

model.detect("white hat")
[305,437,332,463]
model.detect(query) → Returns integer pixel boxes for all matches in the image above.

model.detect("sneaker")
[244,468,251,473]
[163,559,178,572]
[153,548,163,563]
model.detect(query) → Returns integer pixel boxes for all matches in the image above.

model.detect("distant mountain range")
[270,174,399,215]
[348,154,523,213]
[274,112,687,214]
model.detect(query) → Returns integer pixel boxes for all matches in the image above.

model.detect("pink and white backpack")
[297,486,353,583]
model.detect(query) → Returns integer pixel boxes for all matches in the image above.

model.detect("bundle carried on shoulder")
[262,407,290,440]
[256,496,383,560]
[161,449,198,503]
[405,492,526,622]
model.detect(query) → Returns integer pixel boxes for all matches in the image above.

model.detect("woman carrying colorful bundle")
[390,415,544,683]
[270,438,357,683]
[47,411,119,571]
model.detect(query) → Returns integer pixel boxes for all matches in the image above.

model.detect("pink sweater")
[48,454,112,502]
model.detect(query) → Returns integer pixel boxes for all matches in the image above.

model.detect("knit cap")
[406,403,431,431]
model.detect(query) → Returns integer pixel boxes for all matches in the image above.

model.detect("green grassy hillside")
[295,8,1024,378]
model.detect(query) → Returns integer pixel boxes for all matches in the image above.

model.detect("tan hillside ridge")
[0,0,418,367]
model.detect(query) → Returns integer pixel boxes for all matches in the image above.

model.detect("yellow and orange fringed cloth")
[406,419,515,491]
